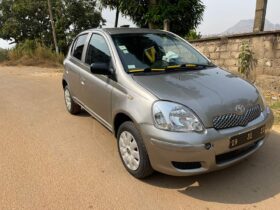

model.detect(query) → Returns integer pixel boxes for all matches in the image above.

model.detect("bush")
[186,30,202,41]
[4,40,64,67]
[0,48,8,62]
[238,42,257,82]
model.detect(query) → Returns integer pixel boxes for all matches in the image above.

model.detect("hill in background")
[223,19,280,35]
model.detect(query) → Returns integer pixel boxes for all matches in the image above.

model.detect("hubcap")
[119,131,140,171]
[64,89,72,111]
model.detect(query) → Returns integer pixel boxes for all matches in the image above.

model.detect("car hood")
[132,67,262,128]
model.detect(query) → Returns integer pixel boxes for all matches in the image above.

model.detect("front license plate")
[229,125,266,149]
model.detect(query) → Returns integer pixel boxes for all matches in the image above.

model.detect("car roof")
[83,27,168,35]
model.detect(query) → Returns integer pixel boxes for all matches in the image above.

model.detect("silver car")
[62,28,274,178]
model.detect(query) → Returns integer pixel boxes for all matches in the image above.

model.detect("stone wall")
[190,31,280,76]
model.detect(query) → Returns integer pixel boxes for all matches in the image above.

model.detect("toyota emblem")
[235,104,246,115]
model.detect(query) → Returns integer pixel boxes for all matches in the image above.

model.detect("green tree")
[100,0,205,36]
[186,29,202,41]
[0,0,104,53]
[0,0,49,44]
[53,0,105,53]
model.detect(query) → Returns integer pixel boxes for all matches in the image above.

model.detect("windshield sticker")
[144,46,156,63]
[123,50,129,54]
[119,45,127,50]
[128,65,136,69]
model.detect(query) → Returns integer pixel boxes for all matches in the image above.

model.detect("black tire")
[64,85,81,115]
[117,121,154,179]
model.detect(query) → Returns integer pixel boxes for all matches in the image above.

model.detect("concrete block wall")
[190,31,280,76]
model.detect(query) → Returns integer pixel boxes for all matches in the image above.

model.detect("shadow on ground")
[144,130,280,204]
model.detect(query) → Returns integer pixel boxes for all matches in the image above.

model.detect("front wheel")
[117,121,154,179]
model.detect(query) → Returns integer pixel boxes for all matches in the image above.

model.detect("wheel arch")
[113,112,137,138]
[62,79,68,89]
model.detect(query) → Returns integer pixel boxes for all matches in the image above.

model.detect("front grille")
[213,104,261,130]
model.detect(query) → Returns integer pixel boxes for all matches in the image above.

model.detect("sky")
[1,0,279,48]
[197,0,280,35]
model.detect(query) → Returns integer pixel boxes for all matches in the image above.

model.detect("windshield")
[112,33,212,73]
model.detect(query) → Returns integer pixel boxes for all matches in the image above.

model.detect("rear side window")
[72,34,88,60]
[85,34,111,65]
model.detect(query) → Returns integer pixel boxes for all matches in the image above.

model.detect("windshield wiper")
[165,63,215,71]
[128,67,166,74]
[128,63,215,74]
[172,63,214,68]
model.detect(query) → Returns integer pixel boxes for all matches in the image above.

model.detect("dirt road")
[1,66,280,210]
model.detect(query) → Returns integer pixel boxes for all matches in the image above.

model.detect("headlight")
[152,101,204,132]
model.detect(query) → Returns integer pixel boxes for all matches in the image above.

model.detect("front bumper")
[140,108,274,176]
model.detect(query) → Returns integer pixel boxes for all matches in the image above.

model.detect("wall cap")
[189,30,280,43]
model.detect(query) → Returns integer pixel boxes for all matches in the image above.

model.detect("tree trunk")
[163,19,170,31]
[47,0,59,53]
[253,0,268,32]
[148,0,157,29]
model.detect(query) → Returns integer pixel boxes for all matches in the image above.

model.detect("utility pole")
[114,7,119,27]
[253,0,268,32]
[47,0,59,53]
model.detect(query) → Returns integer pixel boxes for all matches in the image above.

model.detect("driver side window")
[85,34,111,65]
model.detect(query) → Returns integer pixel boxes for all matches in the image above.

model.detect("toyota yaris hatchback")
[62,28,274,178]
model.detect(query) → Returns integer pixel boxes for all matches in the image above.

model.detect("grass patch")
[270,101,280,124]
[270,101,280,109]
[1,40,64,68]
[0,48,8,62]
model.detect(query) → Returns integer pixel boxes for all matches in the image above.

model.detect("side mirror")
[90,63,112,75]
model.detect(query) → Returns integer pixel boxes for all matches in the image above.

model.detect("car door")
[65,33,89,100]
[79,33,113,128]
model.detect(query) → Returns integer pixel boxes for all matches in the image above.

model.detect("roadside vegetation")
[266,98,280,124]
[271,101,280,123]
[0,48,8,62]
[0,0,104,55]
[255,75,280,124]
[238,42,257,82]
[0,40,64,67]
[185,29,202,41]
[266,97,280,124]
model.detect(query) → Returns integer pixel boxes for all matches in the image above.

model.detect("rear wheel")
[117,121,154,179]
[64,86,81,114]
